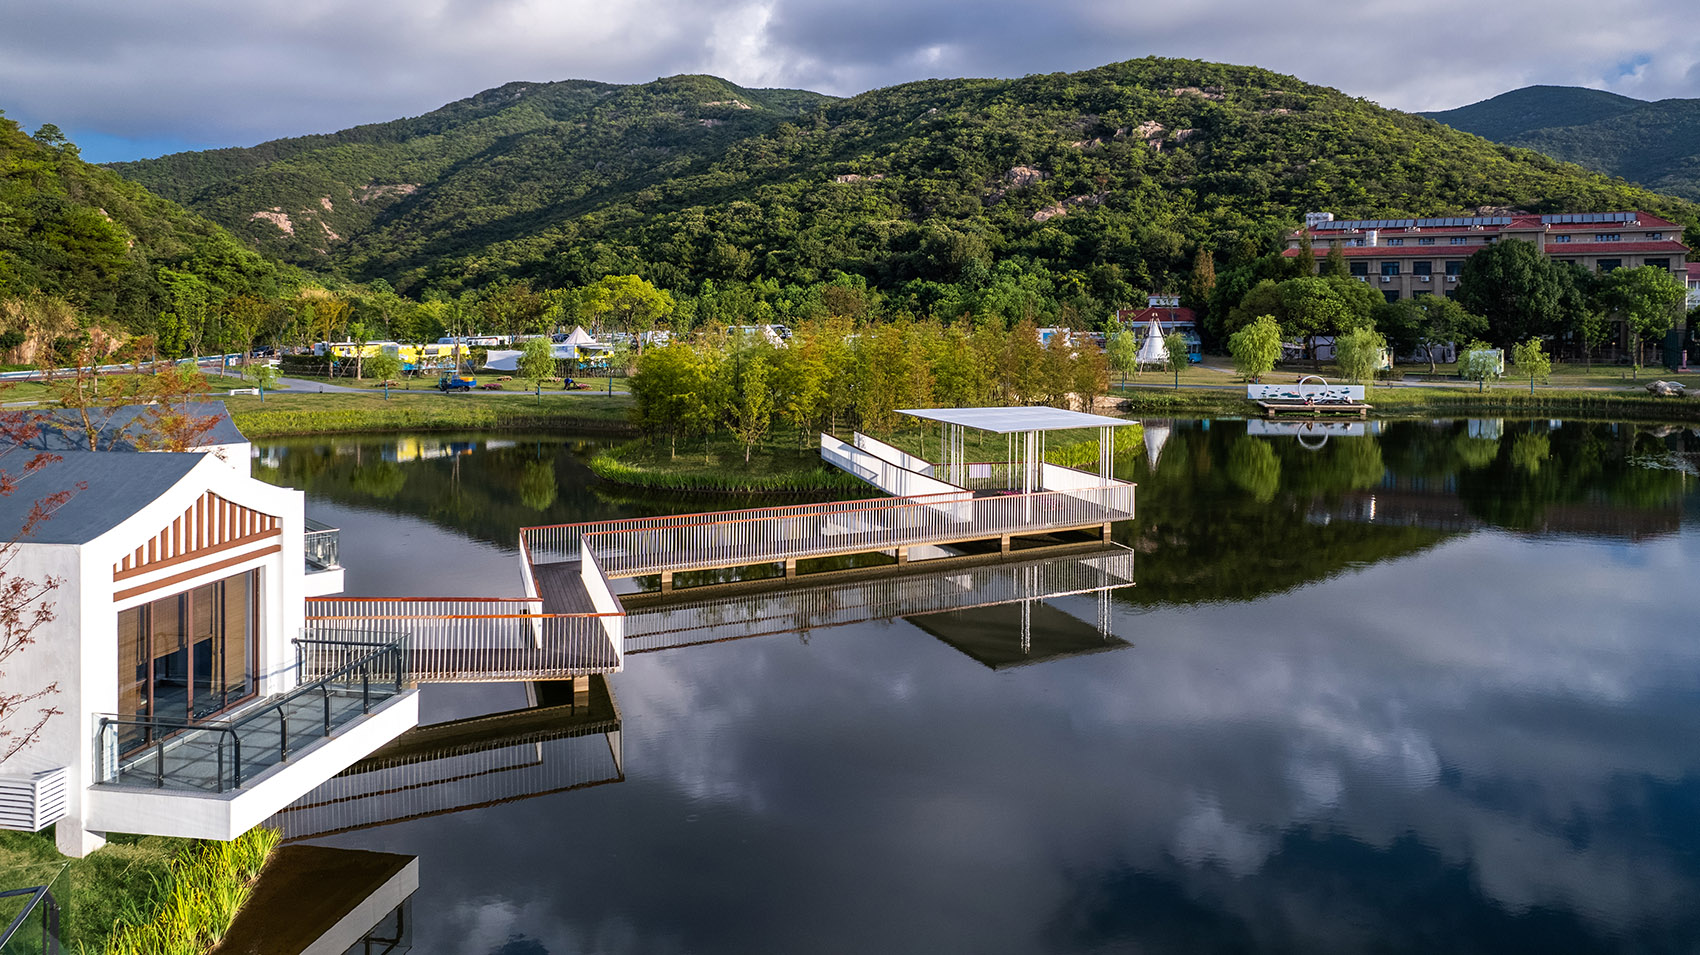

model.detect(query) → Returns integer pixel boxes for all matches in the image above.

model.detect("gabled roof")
[0,451,206,544]
[11,401,245,453]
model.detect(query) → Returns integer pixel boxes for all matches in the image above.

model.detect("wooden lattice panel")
[113,491,280,581]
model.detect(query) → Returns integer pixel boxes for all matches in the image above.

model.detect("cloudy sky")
[5,0,1699,163]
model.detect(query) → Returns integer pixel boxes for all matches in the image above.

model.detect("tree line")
[629,318,1109,462]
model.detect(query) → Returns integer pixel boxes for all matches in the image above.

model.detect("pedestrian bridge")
[304,415,1135,682]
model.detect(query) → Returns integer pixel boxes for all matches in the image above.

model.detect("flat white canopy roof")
[897,406,1139,434]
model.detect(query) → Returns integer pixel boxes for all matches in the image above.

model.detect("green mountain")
[1,113,289,332]
[110,60,1698,298]
[1423,85,1700,201]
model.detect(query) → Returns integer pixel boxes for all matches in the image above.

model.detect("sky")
[5,0,1700,163]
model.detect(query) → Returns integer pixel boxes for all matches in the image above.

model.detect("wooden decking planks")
[532,560,598,614]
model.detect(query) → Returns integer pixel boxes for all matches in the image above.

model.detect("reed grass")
[97,827,279,955]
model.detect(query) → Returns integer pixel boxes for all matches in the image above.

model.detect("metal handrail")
[97,637,405,793]
[0,883,59,952]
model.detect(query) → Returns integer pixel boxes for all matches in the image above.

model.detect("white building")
[0,404,418,857]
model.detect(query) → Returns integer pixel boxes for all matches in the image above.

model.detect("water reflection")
[262,422,1700,953]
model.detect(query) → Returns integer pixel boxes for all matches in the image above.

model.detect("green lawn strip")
[589,428,866,494]
[224,392,638,438]
[0,827,277,954]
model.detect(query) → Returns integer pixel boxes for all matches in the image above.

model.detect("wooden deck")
[532,560,598,614]
[1256,399,1372,418]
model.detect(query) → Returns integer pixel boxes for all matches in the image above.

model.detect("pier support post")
[784,557,797,578]
[896,547,909,565]
[1000,535,1011,554]
[1101,522,1112,542]
[660,571,673,593]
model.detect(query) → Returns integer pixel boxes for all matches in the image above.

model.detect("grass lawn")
[0,828,185,952]
[223,390,637,438]
[0,373,254,407]
[591,427,867,494]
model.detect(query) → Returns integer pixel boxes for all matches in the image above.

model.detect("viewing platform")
[305,406,1138,681]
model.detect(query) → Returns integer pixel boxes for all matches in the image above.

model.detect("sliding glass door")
[115,570,258,755]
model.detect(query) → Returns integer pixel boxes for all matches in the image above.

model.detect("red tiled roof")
[1118,306,1197,324]
[1282,241,1688,257]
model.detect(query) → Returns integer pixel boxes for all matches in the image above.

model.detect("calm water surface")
[256,420,1700,954]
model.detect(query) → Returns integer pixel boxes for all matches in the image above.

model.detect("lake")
[255,419,1700,954]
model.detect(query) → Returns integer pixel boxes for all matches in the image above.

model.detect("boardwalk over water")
[306,465,1135,681]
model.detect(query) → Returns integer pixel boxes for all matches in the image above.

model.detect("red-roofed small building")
[1115,297,1202,362]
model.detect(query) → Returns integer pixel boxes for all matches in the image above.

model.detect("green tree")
[1321,242,1349,279]
[364,351,402,384]
[581,275,675,355]
[1227,315,1282,381]
[1602,264,1685,371]
[1457,341,1503,392]
[517,337,557,381]
[1163,331,1188,388]
[731,351,774,463]
[1106,327,1139,388]
[1455,239,1566,348]
[1511,337,1551,394]
[1333,326,1386,388]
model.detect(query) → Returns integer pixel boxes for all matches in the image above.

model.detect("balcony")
[304,517,344,596]
[87,635,419,840]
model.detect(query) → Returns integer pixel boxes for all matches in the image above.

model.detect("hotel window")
[1646,233,1664,240]
[1417,237,1435,246]
[1412,261,1433,276]
[1597,259,1622,272]
[1349,261,1369,277]
[1385,238,1404,246]
[1594,233,1621,242]
[1380,262,1400,276]
[1552,234,1571,243]
[1449,236,1468,245]
[1383,290,1400,303]
[1444,260,1464,276]
[116,570,258,756]
[1350,238,1366,247]
[1645,258,1671,271]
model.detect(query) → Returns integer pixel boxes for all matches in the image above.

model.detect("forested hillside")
[0,112,290,344]
[111,58,1698,308]
[1424,86,1700,201]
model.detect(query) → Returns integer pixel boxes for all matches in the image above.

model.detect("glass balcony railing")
[0,883,59,955]
[95,635,408,794]
[304,518,340,571]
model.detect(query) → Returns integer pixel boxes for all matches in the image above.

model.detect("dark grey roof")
[0,450,206,544]
[11,401,244,453]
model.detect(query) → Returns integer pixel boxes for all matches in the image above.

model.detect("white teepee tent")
[1135,318,1169,367]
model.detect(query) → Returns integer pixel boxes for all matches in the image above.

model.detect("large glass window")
[115,570,257,755]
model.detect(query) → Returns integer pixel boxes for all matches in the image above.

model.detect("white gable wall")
[2,452,311,856]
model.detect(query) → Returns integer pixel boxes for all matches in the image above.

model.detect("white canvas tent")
[1135,319,1169,367]
[562,326,598,346]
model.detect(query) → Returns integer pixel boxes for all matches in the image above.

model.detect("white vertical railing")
[580,539,626,670]
[851,432,935,473]
[578,484,1134,578]
[821,434,966,499]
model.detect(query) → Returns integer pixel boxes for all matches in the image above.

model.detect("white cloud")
[7,0,1700,159]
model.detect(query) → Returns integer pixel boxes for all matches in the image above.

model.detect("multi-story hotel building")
[1283,212,1689,303]
[1283,212,1692,362]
